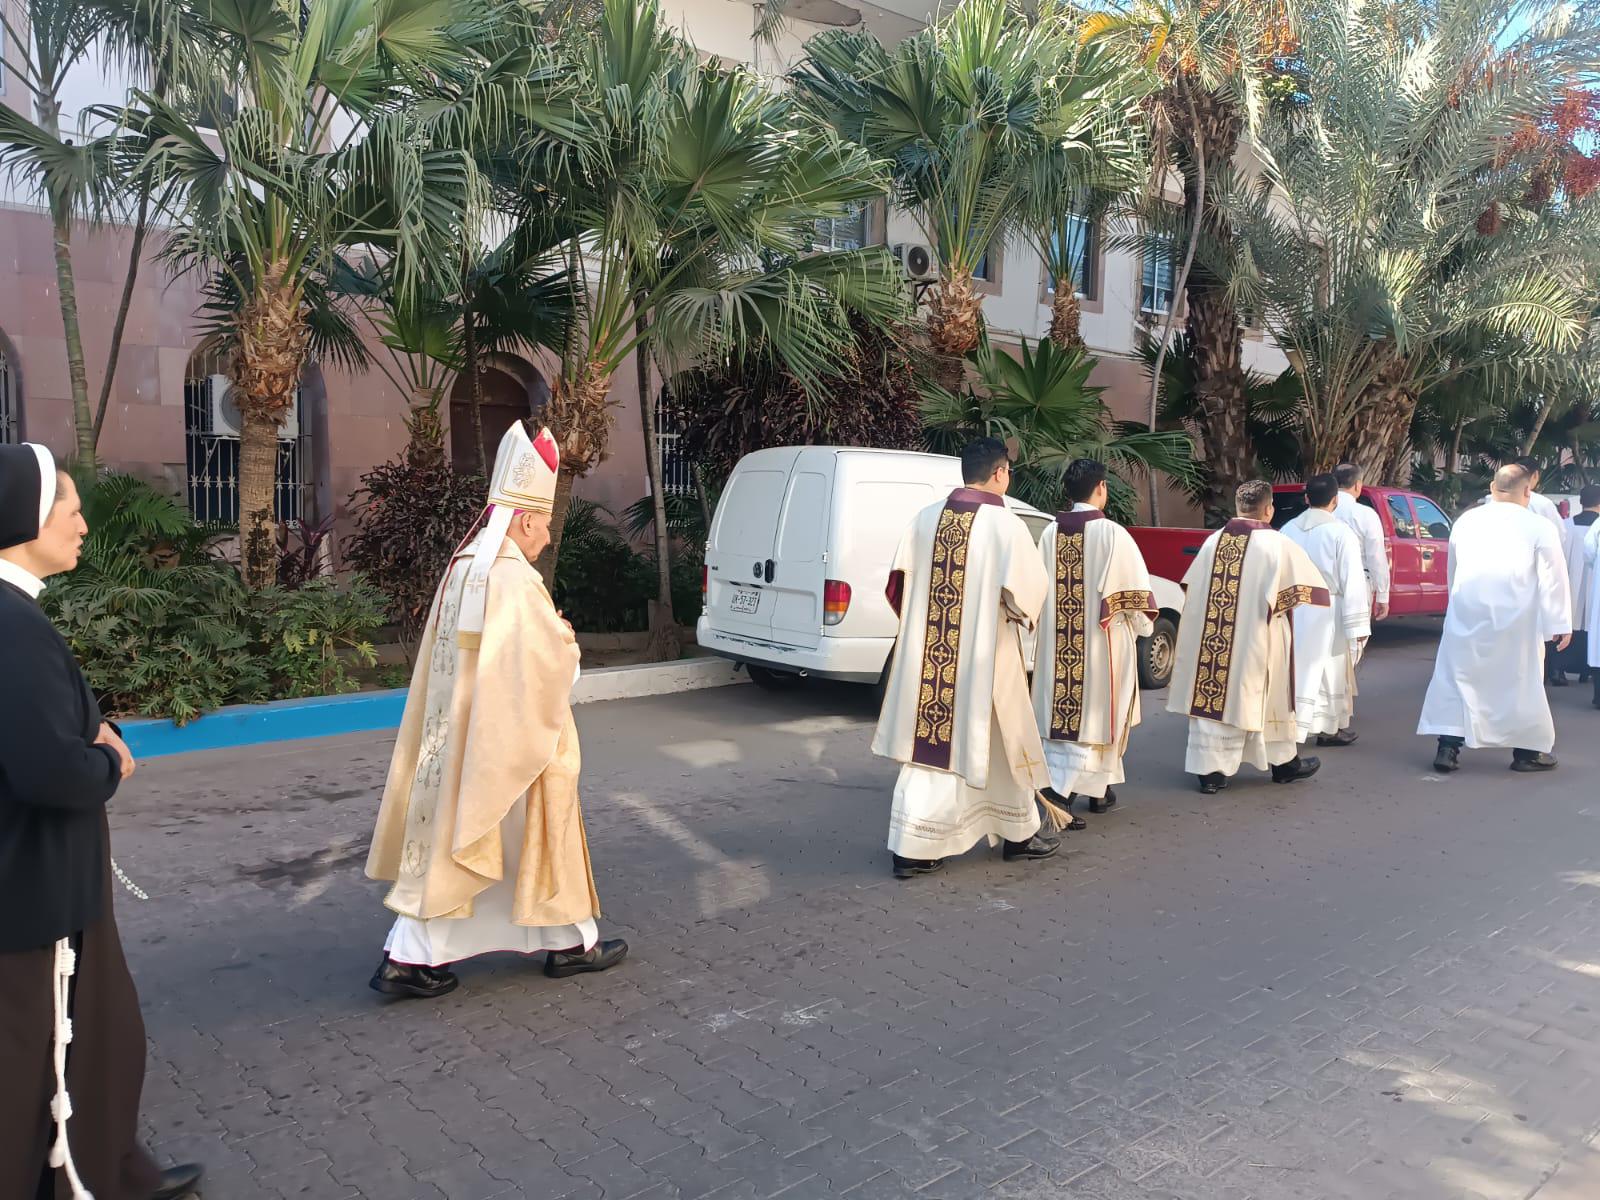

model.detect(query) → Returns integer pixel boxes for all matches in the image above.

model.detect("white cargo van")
[695,447,1056,689]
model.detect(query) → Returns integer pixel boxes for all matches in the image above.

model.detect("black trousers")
[1437,736,1542,761]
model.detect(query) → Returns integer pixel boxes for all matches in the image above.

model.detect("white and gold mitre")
[458,421,562,644]
[487,421,560,514]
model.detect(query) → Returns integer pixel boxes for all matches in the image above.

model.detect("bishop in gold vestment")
[1167,481,1330,794]
[871,439,1060,879]
[366,422,627,998]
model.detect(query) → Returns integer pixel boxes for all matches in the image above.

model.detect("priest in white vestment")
[1167,481,1331,794]
[873,438,1058,880]
[1585,514,1600,709]
[1334,463,1390,621]
[1420,463,1572,774]
[1030,459,1156,819]
[366,422,626,998]
[1282,474,1371,747]
[1556,484,1599,691]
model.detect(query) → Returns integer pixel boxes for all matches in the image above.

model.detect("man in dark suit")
[0,443,201,1200]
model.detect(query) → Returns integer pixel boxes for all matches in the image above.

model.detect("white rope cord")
[48,938,95,1200]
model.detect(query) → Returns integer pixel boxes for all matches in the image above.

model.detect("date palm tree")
[122,0,567,586]
[793,0,1145,388]
[1231,0,1600,477]
[534,0,906,657]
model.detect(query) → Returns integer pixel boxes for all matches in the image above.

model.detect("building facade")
[0,0,1285,544]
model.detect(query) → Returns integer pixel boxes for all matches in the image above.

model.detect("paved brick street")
[113,621,1600,1200]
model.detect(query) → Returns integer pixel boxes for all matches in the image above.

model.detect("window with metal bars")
[0,348,15,444]
[652,391,695,497]
[184,376,309,526]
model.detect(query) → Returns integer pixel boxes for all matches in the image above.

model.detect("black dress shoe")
[1270,755,1321,783]
[1087,787,1118,815]
[1002,833,1061,861]
[893,854,945,879]
[545,938,629,978]
[1197,772,1228,794]
[1316,729,1358,747]
[370,955,459,999]
[1433,742,1461,773]
[1510,752,1558,773]
[151,1162,204,1199]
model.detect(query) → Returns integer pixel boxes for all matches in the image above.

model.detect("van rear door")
[767,463,834,649]
[704,450,799,639]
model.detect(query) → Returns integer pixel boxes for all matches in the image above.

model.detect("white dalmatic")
[1418,501,1571,752]
[872,489,1050,860]
[1030,506,1156,799]
[1282,507,1371,740]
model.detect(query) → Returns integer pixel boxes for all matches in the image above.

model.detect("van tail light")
[823,579,851,626]
[702,565,708,601]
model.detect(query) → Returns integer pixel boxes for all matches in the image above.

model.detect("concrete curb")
[122,657,749,760]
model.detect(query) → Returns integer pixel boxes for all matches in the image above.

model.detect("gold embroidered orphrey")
[913,507,977,766]
[1050,528,1088,741]
[1274,583,1320,614]
[1189,531,1250,720]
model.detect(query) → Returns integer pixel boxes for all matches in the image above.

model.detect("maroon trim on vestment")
[1223,517,1272,534]
[1100,590,1158,626]
[1056,509,1105,535]
[1187,530,1251,720]
[1272,584,1331,614]
[947,487,1004,510]
[910,504,981,769]
[885,569,905,617]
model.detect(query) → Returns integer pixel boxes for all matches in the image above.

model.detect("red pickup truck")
[1127,484,1452,689]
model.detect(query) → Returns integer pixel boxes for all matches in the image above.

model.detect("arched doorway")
[449,355,550,474]
[0,328,20,444]
[183,349,314,524]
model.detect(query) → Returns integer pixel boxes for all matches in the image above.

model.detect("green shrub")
[44,474,389,724]
[553,500,656,632]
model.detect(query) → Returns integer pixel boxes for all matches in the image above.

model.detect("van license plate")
[730,587,761,615]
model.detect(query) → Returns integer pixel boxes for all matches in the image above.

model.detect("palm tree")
[922,336,1198,523]
[1230,0,1600,477]
[534,0,905,657]
[124,0,551,586]
[793,0,1144,388]
[1087,0,1296,518]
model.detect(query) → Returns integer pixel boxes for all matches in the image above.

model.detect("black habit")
[0,571,162,1200]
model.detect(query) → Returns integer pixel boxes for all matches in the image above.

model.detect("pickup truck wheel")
[747,664,804,691]
[1138,616,1178,691]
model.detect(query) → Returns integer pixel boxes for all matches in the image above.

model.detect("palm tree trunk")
[634,309,680,662]
[1146,82,1208,524]
[927,268,981,390]
[238,405,282,588]
[534,468,576,589]
[93,185,152,448]
[1448,418,1463,477]
[1048,282,1082,350]
[462,302,487,475]
[50,200,96,469]
[1522,395,1559,456]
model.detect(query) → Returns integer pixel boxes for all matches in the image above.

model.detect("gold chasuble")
[1167,519,1330,775]
[873,489,1050,859]
[367,425,600,934]
[1030,508,1156,798]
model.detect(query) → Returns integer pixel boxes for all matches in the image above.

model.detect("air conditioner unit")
[891,242,936,280]
[209,374,243,438]
[208,375,299,439]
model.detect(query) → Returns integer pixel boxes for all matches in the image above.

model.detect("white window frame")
[1141,236,1176,315]
[1043,213,1098,301]
[813,203,868,252]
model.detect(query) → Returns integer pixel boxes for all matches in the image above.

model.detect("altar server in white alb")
[1333,464,1390,622]
[1585,511,1600,709]
[1168,480,1331,794]
[366,421,627,998]
[1281,473,1371,747]
[1030,458,1156,820]
[874,438,1059,880]
[1478,456,1570,686]
[1420,463,1571,774]
[1555,483,1599,695]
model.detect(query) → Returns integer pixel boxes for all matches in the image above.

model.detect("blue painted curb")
[122,690,408,760]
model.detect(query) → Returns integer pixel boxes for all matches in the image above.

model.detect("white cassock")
[1282,508,1371,740]
[1562,514,1596,634]
[1167,520,1330,775]
[385,656,597,966]
[1334,490,1390,607]
[1481,490,1569,555]
[873,489,1051,859]
[1030,504,1156,799]
[1418,501,1571,752]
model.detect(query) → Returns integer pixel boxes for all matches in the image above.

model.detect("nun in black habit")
[0,444,200,1200]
